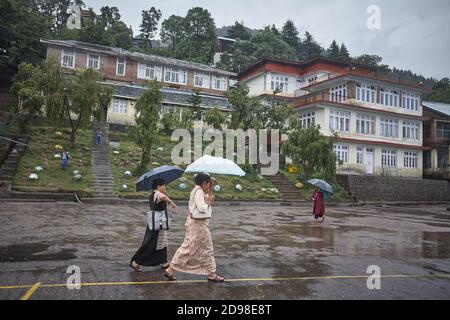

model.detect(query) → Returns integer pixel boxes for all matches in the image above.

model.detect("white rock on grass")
[113,151,120,154]
[156,147,164,151]
[28,173,38,180]
[235,184,243,192]
[54,154,61,158]
[152,162,160,166]
[124,171,132,177]
[120,184,128,191]
[73,170,80,175]
[34,166,43,172]
[73,175,82,181]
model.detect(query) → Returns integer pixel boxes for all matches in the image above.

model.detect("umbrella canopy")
[184,155,246,176]
[136,165,184,192]
[307,179,333,194]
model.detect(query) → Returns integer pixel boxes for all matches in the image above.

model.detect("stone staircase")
[337,174,450,202]
[91,123,117,200]
[263,173,303,202]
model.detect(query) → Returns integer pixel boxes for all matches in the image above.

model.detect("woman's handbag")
[147,210,170,230]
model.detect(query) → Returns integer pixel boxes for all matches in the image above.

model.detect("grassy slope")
[109,132,282,201]
[13,126,93,197]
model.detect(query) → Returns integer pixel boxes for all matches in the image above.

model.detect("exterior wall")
[46,46,231,97]
[106,99,136,125]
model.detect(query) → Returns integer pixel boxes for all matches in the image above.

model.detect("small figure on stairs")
[95,129,102,146]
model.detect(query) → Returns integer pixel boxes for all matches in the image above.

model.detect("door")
[366,148,374,174]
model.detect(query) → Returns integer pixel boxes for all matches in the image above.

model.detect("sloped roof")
[108,83,231,110]
[40,39,237,77]
[422,101,450,117]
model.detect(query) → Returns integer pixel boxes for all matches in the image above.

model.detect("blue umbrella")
[307,179,334,194]
[136,165,184,192]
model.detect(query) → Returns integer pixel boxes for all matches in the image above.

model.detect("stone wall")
[337,174,450,202]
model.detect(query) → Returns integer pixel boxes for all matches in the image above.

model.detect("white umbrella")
[184,155,246,176]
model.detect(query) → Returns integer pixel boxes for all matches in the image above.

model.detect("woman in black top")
[130,179,177,272]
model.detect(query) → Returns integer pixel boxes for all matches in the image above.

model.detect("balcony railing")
[293,91,349,107]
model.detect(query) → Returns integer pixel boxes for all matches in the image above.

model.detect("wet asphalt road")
[0,201,450,300]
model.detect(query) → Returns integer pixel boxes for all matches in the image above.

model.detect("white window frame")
[402,92,419,111]
[330,83,347,103]
[212,75,227,91]
[116,58,126,76]
[61,49,75,68]
[380,88,399,107]
[404,151,418,168]
[270,74,289,93]
[299,112,315,128]
[138,62,162,80]
[329,110,350,133]
[356,146,364,165]
[112,100,128,114]
[194,72,211,89]
[87,54,100,70]
[164,67,187,85]
[333,144,349,163]
[402,120,420,140]
[356,83,376,104]
[380,118,399,138]
[356,113,376,135]
[381,149,397,167]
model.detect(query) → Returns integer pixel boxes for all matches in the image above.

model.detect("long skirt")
[131,227,168,266]
[170,215,216,275]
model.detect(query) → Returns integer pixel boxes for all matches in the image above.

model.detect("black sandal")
[164,271,176,281]
[207,275,225,282]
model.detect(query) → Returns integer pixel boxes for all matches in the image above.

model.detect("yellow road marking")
[2,274,450,292]
[19,282,41,300]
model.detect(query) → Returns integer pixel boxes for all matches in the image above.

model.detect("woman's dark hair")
[152,178,165,190]
[194,173,211,186]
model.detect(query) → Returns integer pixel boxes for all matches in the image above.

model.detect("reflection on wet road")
[0,202,450,299]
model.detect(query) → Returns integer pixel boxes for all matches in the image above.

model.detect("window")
[381,149,397,167]
[402,121,420,140]
[138,63,162,80]
[212,75,227,91]
[404,152,418,168]
[402,92,419,111]
[333,144,349,163]
[356,83,376,103]
[112,100,128,114]
[61,50,75,68]
[380,118,399,138]
[164,67,187,84]
[194,72,211,89]
[330,84,347,102]
[299,112,315,128]
[380,88,399,107]
[116,58,126,76]
[436,121,450,139]
[356,113,375,135]
[271,75,289,93]
[87,54,100,69]
[356,146,364,164]
[329,110,350,132]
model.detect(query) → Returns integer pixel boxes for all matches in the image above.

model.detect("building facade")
[422,101,450,180]
[40,39,236,126]
[238,58,431,177]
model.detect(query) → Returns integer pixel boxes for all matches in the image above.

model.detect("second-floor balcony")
[424,120,450,146]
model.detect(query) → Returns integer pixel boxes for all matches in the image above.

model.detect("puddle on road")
[0,243,77,263]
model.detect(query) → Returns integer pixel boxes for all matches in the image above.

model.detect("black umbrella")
[136,165,184,192]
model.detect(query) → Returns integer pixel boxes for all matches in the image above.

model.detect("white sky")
[82,0,450,79]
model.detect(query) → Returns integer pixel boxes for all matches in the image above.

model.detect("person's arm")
[194,189,209,213]
[159,193,177,209]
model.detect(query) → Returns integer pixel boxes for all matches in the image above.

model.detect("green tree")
[427,78,450,104]
[282,125,337,181]
[42,60,104,147]
[204,107,226,130]
[228,84,261,130]
[339,43,350,61]
[38,0,85,33]
[160,111,178,135]
[281,20,300,50]
[9,63,45,132]
[226,21,251,40]
[95,85,113,122]
[129,80,162,175]
[140,7,162,49]
[189,89,203,121]
[352,54,383,68]
[326,40,341,59]
[298,31,323,60]
[175,7,217,64]
[160,15,185,51]
[256,96,292,133]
